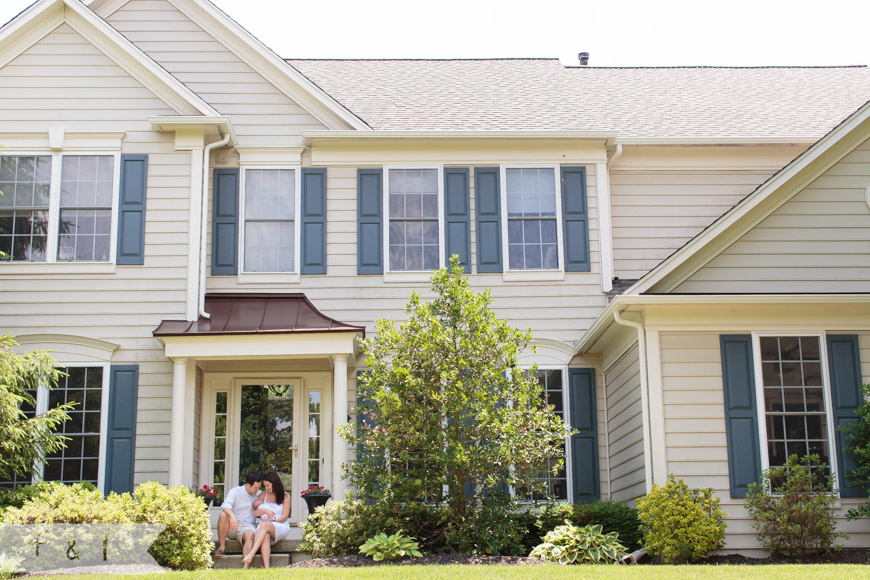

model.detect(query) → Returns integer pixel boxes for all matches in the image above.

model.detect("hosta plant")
[359,532,423,561]
[0,553,23,579]
[530,523,626,564]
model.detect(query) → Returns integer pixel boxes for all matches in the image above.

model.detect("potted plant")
[300,484,331,514]
[194,484,217,507]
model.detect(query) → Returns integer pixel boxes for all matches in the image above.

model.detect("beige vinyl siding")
[0,24,193,485]
[208,164,604,345]
[659,331,870,550]
[604,344,646,503]
[610,170,774,280]
[676,140,870,293]
[106,0,328,145]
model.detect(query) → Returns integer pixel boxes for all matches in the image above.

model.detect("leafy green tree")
[342,256,569,522]
[841,384,870,519]
[0,332,72,480]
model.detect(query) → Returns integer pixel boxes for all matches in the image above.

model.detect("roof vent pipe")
[578,52,590,66]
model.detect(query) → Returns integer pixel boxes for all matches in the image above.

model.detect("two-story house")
[1,0,869,552]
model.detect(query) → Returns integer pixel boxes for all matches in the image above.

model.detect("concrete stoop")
[212,539,309,569]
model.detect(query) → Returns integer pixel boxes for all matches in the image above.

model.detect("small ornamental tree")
[0,332,72,480]
[342,257,569,523]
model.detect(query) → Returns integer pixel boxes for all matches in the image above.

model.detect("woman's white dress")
[257,493,291,544]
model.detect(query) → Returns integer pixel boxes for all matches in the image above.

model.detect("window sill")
[383,271,436,284]
[0,262,117,275]
[237,272,301,284]
[502,269,565,282]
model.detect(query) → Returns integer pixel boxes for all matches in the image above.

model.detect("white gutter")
[612,309,654,493]
[198,132,232,319]
[303,130,619,142]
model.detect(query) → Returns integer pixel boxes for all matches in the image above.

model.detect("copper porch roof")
[153,294,365,337]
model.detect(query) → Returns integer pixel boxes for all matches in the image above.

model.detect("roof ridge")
[564,65,868,69]
[285,57,560,62]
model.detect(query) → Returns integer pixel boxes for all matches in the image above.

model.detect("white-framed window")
[0,154,119,263]
[0,363,110,490]
[500,165,563,272]
[514,366,569,502]
[240,167,301,274]
[384,166,444,273]
[752,333,838,482]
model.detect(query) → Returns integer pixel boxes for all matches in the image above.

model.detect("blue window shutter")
[474,167,502,273]
[301,168,327,275]
[211,168,239,275]
[444,168,470,270]
[105,365,139,495]
[116,154,148,265]
[720,335,762,498]
[560,166,590,272]
[569,368,600,503]
[826,335,864,498]
[357,169,383,274]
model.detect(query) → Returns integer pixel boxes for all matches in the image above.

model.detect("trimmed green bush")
[299,498,398,557]
[745,454,846,558]
[444,502,528,556]
[573,501,643,551]
[636,475,726,563]
[535,500,642,551]
[0,481,211,570]
[530,523,627,564]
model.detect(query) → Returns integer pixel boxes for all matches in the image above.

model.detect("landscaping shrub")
[0,481,211,570]
[573,501,643,551]
[444,502,528,556]
[530,523,626,564]
[535,500,642,551]
[0,481,97,513]
[745,454,846,558]
[131,482,212,570]
[299,498,399,557]
[841,383,870,520]
[359,532,422,561]
[636,475,726,563]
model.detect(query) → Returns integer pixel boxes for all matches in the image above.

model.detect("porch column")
[332,355,349,499]
[169,357,188,487]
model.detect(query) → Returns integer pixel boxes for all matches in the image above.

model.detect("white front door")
[202,373,330,523]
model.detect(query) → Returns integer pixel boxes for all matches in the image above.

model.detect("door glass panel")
[308,391,321,485]
[239,384,294,496]
[212,392,228,503]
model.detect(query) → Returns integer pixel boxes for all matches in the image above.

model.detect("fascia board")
[575,293,870,356]
[613,136,817,146]
[0,0,65,70]
[167,0,370,131]
[63,0,221,117]
[626,99,870,296]
[304,130,619,141]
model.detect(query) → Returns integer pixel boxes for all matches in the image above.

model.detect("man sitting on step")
[213,471,263,558]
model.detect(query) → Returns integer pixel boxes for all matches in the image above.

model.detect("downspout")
[198,132,231,319]
[602,369,612,500]
[596,144,622,294]
[612,308,654,492]
[606,144,623,169]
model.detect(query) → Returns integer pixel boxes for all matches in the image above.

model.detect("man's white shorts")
[228,522,256,539]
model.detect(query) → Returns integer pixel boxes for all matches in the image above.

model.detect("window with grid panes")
[758,336,832,477]
[44,367,103,485]
[515,369,567,501]
[243,168,296,273]
[387,168,440,272]
[505,167,559,270]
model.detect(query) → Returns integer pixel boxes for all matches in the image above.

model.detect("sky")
[0,0,869,67]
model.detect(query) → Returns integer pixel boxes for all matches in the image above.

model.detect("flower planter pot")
[302,494,330,514]
[201,496,214,507]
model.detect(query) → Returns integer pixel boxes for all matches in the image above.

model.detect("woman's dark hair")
[264,471,286,505]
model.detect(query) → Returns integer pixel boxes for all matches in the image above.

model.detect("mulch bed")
[291,548,870,568]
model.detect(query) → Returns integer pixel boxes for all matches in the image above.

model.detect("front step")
[213,539,309,568]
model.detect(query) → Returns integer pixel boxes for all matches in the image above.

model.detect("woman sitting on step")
[242,471,291,568]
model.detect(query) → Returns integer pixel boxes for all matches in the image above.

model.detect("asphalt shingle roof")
[286,59,870,138]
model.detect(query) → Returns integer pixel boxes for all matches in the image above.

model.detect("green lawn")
[32,565,870,580]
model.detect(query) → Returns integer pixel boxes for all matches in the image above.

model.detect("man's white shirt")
[220,485,257,524]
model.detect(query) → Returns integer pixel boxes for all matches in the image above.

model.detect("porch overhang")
[153,293,365,361]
